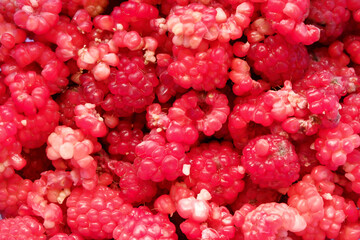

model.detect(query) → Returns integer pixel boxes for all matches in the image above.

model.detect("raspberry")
[10,42,70,94]
[241,134,300,189]
[15,99,60,149]
[113,206,177,240]
[184,141,245,205]
[344,35,360,65]
[307,0,351,43]
[49,233,84,240]
[287,181,325,239]
[46,126,100,190]
[103,53,159,117]
[110,160,157,204]
[229,58,270,97]
[0,215,46,240]
[167,42,232,91]
[74,103,108,138]
[106,120,143,161]
[57,87,86,128]
[343,149,360,194]
[247,34,310,86]
[261,0,320,45]
[338,222,360,240]
[347,0,360,22]
[166,90,230,146]
[242,202,307,239]
[78,73,109,105]
[13,0,62,35]
[146,103,171,130]
[314,122,360,170]
[0,173,32,217]
[20,146,53,181]
[66,185,132,239]
[340,93,360,134]
[231,177,281,211]
[135,129,188,182]
[176,189,212,222]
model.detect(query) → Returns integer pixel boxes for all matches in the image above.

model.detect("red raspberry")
[110,160,157,204]
[0,215,46,240]
[247,34,310,86]
[230,177,281,211]
[166,90,230,146]
[287,181,325,239]
[49,233,84,240]
[0,173,32,217]
[340,93,360,134]
[135,129,188,182]
[167,42,232,91]
[113,206,177,240]
[46,126,100,190]
[146,103,171,130]
[74,103,108,138]
[0,18,26,59]
[20,146,53,181]
[261,0,320,45]
[184,141,245,205]
[338,222,360,240]
[57,87,86,128]
[242,202,307,240]
[344,35,360,65]
[343,149,360,194]
[0,0,16,22]
[13,0,62,35]
[66,185,132,239]
[78,73,109,105]
[103,53,159,117]
[106,120,143,161]
[307,0,351,43]
[10,42,70,94]
[14,99,60,149]
[314,122,360,170]
[241,134,300,189]
[229,58,270,97]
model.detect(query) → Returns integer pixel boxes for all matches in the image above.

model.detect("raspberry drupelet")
[242,202,307,240]
[66,185,133,239]
[135,129,188,182]
[241,134,300,189]
[112,206,177,240]
[57,87,86,128]
[247,34,310,86]
[0,215,46,240]
[166,90,230,146]
[184,141,245,205]
[49,233,84,240]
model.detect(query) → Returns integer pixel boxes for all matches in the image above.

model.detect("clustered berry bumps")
[0,0,360,239]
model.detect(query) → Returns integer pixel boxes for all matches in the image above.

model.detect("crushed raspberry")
[247,34,310,86]
[66,185,132,239]
[242,202,307,239]
[241,134,300,189]
[184,141,245,205]
[113,206,177,240]
[0,215,46,240]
